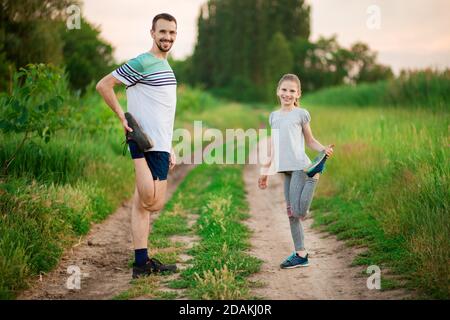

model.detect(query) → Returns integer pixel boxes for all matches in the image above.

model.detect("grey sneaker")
[125,112,154,152]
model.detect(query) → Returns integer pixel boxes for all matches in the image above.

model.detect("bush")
[0,64,73,174]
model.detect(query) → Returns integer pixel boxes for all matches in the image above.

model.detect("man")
[96,13,178,279]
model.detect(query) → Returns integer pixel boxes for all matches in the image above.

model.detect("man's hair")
[152,13,177,31]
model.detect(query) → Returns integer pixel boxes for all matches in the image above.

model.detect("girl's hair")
[277,74,302,106]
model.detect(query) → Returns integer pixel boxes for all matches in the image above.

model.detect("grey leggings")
[283,170,318,251]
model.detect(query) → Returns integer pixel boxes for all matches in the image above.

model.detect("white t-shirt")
[112,52,177,153]
[269,107,312,172]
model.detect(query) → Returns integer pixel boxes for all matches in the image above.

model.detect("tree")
[60,18,115,92]
[189,0,311,101]
[185,0,391,102]
[349,42,393,83]
[0,0,76,91]
[0,0,116,93]
[265,32,294,102]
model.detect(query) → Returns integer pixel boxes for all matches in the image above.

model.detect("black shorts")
[128,140,170,181]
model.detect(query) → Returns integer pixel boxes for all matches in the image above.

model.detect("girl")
[258,74,334,269]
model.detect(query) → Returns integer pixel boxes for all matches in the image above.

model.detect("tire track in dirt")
[244,139,412,300]
[19,164,195,300]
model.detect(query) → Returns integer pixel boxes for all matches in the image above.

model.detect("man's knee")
[138,193,164,212]
[145,199,165,212]
[136,181,167,212]
[138,191,156,210]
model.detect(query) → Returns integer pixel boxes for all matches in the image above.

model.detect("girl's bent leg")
[298,174,318,219]
[291,171,318,219]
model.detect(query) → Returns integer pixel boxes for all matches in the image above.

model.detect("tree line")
[1,0,394,102]
[173,0,393,102]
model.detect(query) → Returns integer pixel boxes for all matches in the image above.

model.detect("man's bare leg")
[131,187,150,249]
[131,158,168,250]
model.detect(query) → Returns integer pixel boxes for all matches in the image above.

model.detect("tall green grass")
[0,89,135,299]
[303,69,450,111]
[306,106,449,299]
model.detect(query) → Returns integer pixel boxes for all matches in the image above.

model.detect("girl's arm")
[258,136,272,189]
[303,122,334,157]
[261,136,273,169]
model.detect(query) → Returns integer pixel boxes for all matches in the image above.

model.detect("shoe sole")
[305,160,326,177]
[281,263,310,269]
[125,112,154,150]
[132,272,152,279]
[304,152,327,176]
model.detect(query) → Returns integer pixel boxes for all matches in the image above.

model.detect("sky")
[82,0,450,74]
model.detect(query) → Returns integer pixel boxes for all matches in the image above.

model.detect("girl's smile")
[277,80,300,107]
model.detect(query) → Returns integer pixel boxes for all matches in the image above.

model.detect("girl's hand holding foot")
[324,144,335,158]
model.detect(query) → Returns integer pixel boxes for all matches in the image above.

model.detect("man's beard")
[156,40,173,52]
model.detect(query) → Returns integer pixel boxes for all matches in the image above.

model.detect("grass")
[179,166,262,300]
[114,164,262,300]
[303,69,450,111]
[2,72,448,301]
[0,88,135,299]
[0,133,134,299]
[304,105,449,299]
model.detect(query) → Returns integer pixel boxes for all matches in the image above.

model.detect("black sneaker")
[132,257,177,279]
[149,257,177,273]
[124,112,154,152]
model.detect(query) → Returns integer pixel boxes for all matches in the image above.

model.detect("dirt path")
[243,139,411,300]
[19,164,195,300]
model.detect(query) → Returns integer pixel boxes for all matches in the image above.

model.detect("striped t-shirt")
[112,52,177,153]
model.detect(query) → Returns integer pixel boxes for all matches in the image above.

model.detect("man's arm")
[96,74,132,134]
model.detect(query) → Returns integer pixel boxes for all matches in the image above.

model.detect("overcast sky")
[82,0,450,73]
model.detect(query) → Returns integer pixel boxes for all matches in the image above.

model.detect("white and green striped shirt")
[112,52,177,153]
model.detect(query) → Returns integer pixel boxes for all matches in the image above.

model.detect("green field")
[308,106,448,298]
[1,68,448,299]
